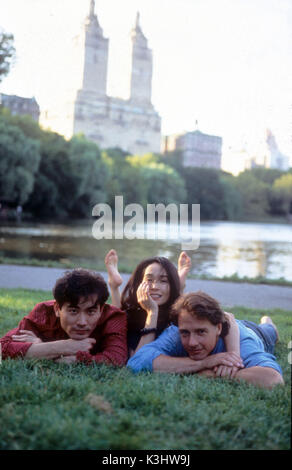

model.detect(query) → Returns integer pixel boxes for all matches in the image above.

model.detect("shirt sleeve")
[240,335,283,375]
[76,309,128,367]
[0,320,35,359]
[0,302,51,360]
[127,325,183,373]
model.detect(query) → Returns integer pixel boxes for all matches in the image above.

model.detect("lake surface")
[0,220,292,281]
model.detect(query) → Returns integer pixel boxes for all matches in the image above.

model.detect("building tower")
[81,0,109,94]
[130,12,153,103]
[40,3,161,155]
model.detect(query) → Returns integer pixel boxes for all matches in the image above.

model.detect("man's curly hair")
[53,268,109,308]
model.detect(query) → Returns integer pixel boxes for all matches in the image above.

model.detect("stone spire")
[89,0,95,17]
[130,13,153,103]
[81,0,109,94]
[85,0,102,32]
[131,11,147,44]
[135,12,141,30]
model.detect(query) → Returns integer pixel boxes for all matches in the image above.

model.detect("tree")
[250,167,284,185]
[127,154,186,205]
[101,149,147,207]
[220,174,243,220]
[159,149,184,173]
[25,133,109,218]
[0,114,41,205]
[271,173,292,216]
[67,135,109,216]
[0,29,15,82]
[180,167,226,220]
[235,170,270,218]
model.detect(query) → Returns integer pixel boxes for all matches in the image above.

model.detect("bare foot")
[260,315,279,342]
[105,249,123,288]
[178,251,191,292]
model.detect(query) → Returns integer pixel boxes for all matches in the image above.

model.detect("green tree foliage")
[5,112,45,140]
[128,153,186,205]
[1,106,291,222]
[271,173,292,215]
[0,29,15,82]
[101,148,147,207]
[179,167,226,219]
[220,174,243,220]
[25,134,109,218]
[0,113,40,205]
[250,167,284,185]
[159,149,184,173]
[0,112,109,217]
[235,170,270,218]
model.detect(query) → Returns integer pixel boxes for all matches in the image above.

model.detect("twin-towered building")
[1,0,225,169]
[40,1,161,156]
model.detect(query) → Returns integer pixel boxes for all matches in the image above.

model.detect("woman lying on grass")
[105,250,244,375]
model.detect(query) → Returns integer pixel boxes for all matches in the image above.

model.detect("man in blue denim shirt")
[127,291,284,389]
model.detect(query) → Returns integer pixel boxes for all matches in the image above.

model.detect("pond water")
[0,220,292,281]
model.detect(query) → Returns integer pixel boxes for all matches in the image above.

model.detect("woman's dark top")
[126,306,170,351]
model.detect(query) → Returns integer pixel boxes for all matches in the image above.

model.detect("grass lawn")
[0,288,291,450]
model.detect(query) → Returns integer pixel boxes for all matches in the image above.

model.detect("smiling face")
[178,309,222,360]
[54,295,102,340]
[142,262,170,306]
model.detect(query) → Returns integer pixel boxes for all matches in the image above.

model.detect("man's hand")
[63,338,96,355]
[213,365,241,378]
[12,330,42,344]
[55,355,77,364]
[201,352,244,370]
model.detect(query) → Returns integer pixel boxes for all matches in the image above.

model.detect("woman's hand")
[223,311,235,322]
[137,282,158,316]
[12,330,42,344]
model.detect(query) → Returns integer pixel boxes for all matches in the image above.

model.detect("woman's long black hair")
[121,256,181,334]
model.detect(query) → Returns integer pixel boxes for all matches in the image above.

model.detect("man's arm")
[234,366,284,388]
[25,338,96,359]
[197,366,284,389]
[0,301,55,359]
[153,352,244,374]
[127,325,243,374]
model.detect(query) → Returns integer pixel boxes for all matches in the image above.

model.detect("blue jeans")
[241,320,277,354]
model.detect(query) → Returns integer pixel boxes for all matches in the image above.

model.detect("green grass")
[0,288,291,450]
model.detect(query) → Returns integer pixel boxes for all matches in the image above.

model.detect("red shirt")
[0,300,128,366]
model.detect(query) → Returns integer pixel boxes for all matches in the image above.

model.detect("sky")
[0,0,292,170]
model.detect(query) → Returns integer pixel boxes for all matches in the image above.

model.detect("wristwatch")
[140,327,157,336]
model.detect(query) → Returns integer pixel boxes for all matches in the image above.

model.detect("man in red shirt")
[0,269,128,366]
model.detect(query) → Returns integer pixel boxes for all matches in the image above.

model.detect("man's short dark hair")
[53,268,109,308]
[171,291,230,338]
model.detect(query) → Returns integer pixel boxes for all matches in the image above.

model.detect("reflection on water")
[0,220,292,280]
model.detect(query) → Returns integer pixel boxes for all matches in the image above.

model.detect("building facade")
[164,129,222,169]
[40,1,161,155]
[264,129,290,171]
[0,93,40,121]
